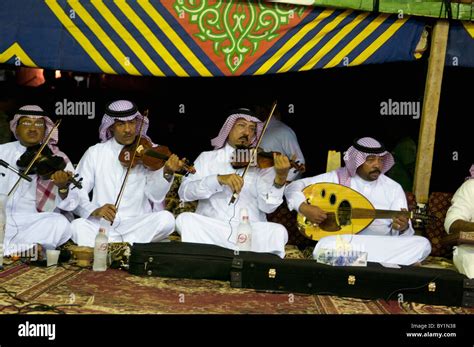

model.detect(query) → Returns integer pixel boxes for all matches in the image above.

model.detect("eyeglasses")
[18,121,45,128]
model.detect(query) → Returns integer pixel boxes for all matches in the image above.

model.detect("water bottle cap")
[240,208,249,218]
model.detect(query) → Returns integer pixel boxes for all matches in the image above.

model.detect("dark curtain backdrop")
[0,59,471,194]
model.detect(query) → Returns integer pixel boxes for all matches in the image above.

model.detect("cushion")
[405,191,417,212]
[165,174,197,216]
[423,192,454,257]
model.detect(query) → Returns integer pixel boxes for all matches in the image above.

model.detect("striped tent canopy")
[269,0,474,21]
[0,0,426,77]
[446,20,474,67]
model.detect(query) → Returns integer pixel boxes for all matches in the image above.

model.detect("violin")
[17,145,83,189]
[231,146,306,173]
[119,137,196,174]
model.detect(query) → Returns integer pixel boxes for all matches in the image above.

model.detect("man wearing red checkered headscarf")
[176,108,292,258]
[286,137,431,265]
[0,105,74,257]
[61,100,184,247]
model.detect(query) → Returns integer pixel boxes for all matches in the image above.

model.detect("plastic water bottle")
[236,208,252,251]
[93,220,109,271]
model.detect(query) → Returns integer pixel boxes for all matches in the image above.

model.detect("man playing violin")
[285,137,431,265]
[176,108,291,258]
[65,100,184,247]
[0,105,74,257]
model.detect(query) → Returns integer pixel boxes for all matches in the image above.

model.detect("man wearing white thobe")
[285,137,431,265]
[65,100,183,247]
[444,166,474,278]
[256,106,305,181]
[0,105,74,256]
[176,108,291,258]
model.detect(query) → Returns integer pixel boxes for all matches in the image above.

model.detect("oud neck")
[352,208,412,219]
[373,209,412,219]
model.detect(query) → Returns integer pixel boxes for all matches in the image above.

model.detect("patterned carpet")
[1,249,473,315]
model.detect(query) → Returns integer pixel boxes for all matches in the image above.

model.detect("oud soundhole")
[329,193,336,205]
[337,200,352,226]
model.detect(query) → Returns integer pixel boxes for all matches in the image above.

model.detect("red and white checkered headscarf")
[337,137,395,186]
[99,100,150,142]
[211,108,263,149]
[10,105,71,213]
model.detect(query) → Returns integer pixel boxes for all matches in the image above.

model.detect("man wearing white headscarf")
[64,100,182,247]
[285,137,431,265]
[0,105,74,256]
[176,108,291,258]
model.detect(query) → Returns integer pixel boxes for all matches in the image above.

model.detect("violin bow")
[229,101,277,205]
[8,119,62,197]
[113,109,148,216]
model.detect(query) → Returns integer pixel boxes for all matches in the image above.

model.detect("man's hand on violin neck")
[273,152,291,184]
[164,154,185,175]
[217,174,244,194]
[50,170,72,188]
[91,204,117,222]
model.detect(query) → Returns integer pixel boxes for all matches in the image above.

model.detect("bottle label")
[98,243,108,252]
[237,233,248,244]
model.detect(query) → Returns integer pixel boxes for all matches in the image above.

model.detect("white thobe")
[444,179,474,232]
[0,141,72,255]
[444,179,474,278]
[64,138,175,247]
[285,171,431,265]
[176,143,288,258]
[259,118,305,181]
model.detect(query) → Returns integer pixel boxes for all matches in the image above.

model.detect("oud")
[297,183,430,240]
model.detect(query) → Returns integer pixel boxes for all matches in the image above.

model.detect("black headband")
[16,109,45,117]
[352,138,386,154]
[228,107,254,118]
[105,102,138,118]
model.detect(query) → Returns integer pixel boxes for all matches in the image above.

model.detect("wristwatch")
[163,172,174,181]
[273,180,285,189]
[58,187,69,194]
